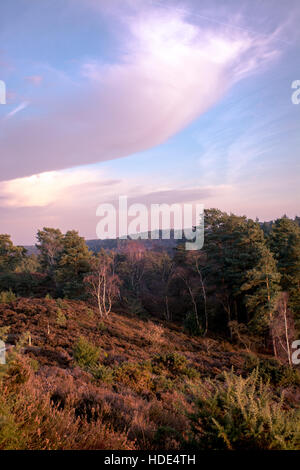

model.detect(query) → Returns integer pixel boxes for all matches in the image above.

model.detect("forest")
[0,208,299,450]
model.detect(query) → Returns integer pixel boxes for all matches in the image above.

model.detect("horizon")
[1,0,300,244]
[19,211,300,248]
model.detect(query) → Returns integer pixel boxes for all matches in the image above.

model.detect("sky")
[0,0,299,244]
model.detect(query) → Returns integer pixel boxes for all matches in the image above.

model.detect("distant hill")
[23,229,182,255]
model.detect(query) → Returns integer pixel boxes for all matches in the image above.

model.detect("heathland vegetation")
[0,209,299,450]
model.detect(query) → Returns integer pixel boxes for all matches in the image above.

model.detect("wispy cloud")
[0,3,282,181]
[4,101,30,120]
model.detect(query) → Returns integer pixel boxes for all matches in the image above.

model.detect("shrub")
[56,299,68,310]
[144,322,164,345]
[56,308,67,327]
[86,308,95,320]
[91,364,113,383]
[151,352,199,380]
[113,362,153,394]
[244,355,300,387]
[0,326,10,342]
[0,355,134,450]
[183,312,203,336]
[152,352,187,370]
[0,290,16,304]
[97,321,108,333]
[126,297,148,319]
[188,369,300,450]
[73,337,100,370]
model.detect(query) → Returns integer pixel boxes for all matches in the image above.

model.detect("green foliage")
[269,217,300,290]
[14,254,40,274]
[152,352,187,371]
[151,352,198,379]
[0,234,25,273]
[154,426,182,446]
[113,362,152,393]
[15,331,32,353]
[241,242,281,334]
[0,326,10,342]
[188,369,300,450]
[56,298,68,309]
[96,321,108,333]
[0,290,16,304]
[55,231,92,298]
[36,227,64,276]
[126,297,148,318]
[86,307,95,320]
[203,210,282,336]
[269,217,300,325]
[29,359,39,372]
[91,364,113,383]
[183,312,203,336]
[73,336,100,369]
[244,355,300,387]
[56,308,67,327]
[0,397,26,449]
[0,272,44,297]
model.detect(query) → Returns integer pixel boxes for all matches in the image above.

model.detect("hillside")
[0,297,299,450]
[23,230,181,256]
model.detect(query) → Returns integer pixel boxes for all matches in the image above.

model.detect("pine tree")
[0,234,25,272]
[269,217,300,331]
[203,210,281,339]
[55,230,92,298]
[240,242,281,353]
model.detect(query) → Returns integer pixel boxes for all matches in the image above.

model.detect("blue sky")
[0,0,299,244]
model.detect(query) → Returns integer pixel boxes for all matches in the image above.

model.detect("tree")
[270,293,295,367]
[55,230,92,298]
[269,217,300,290]
[240,242,281,355]
[269,217,300,331]
[36,228,64,276]
[173,246,208,335]
[203,211,254,334]
[143,251,175,321]
[84,250,121,318]
[203,210,281,340]
[0,234,25,272]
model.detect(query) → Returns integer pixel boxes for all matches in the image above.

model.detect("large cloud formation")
[0,4,279,181]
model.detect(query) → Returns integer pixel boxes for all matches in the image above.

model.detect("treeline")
[1,209,300,363]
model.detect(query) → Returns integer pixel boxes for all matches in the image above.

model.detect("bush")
[113,362,153,394]
[188,369,300,450]
[56,308,67,327]
[244,355,300,387]
[183,312,203,336]
[0,290,16,304]
[152,352,187,372]
[73,337,100,370]
[144,322,164,345]
[0,355,134,450]
[56,298,68,310]
[151,352,198,379]
[0,326,10,342]
[0,273,45,298]
[96,321,108,333]
[91,364,113,383]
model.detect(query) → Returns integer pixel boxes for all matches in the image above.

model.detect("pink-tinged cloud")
[0,164,230,244]
[0,7,280,182]
[25,75,43,86]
